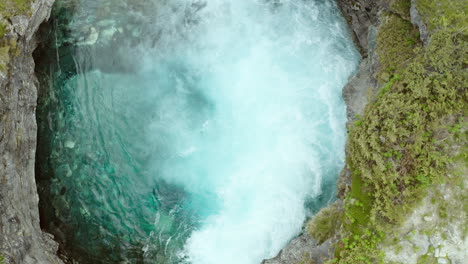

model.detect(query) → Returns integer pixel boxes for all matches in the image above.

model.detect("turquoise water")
[35,0,359,263]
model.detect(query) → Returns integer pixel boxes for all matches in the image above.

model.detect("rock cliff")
[0,1,62,263]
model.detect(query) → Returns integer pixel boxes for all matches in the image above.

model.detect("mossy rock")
[0,22,7,39]
[389,0,412,19]
[297,256,316,264]
[0,0,32,19]
[415,0,468,34]
[307,203,342,244]
[0,46,10,73]
[416,253,438,264]
[376,13,420,82]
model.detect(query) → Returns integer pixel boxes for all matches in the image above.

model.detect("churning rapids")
[35,0,360,263]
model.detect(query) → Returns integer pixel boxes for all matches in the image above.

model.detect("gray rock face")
[0,0,63,263]
[341,23,378,122]
[338,0,382,125]
[337,0,382,57]
[410,0,429,45]
[342,57,374,123]
[261,233,333,264]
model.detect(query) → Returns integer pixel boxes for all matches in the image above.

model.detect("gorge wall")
[0,0,62,263]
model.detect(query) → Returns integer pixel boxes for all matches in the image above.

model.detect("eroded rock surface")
[261,232,333,264]
[410,0,429,45]
[384,182,468,264]
[0,1,63,263]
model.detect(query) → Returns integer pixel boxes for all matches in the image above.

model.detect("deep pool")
[35,0,360,263]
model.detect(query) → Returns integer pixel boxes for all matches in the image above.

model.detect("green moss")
[307,203,342,243]
[0,36,20,75]
[376,14,420,82]
[441,232,448,240]
[345,169,372,234]
[0,0,32,19]
[0,22,6,39]
[0,46,10,73]
[416,246,439,264]
[355,28,465,222]
[333,3,467,261]
[390,0,412,19]
[0,0,30,73]
[415,0,468,33]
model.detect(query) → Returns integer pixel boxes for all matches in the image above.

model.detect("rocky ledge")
[0,0,63,263]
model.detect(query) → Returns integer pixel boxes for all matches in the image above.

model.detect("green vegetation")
[0,38,18,74]
[329,0,468,263]
[0,0,32,19]
[416,254,438,264]
[0,46,10,73]
[0,22,7,39]
[376,14,419,82]
[0,255,4,264]
[415,0,468,34]
[0,0,30,75]
[390,0,412,20]
[416,246,438,264]
[307,203,342,243]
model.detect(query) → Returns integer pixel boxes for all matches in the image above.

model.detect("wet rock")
[339,0,381,125]
[337,0,382,57]
[342,57,375,123]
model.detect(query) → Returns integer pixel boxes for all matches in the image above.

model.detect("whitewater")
[144,1,359,263]
[36,0,360,263]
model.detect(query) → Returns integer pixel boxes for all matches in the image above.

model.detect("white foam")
[142,0,359,263]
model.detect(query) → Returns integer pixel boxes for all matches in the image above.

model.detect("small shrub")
[376,14,419,82]
[307,203,342,243]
